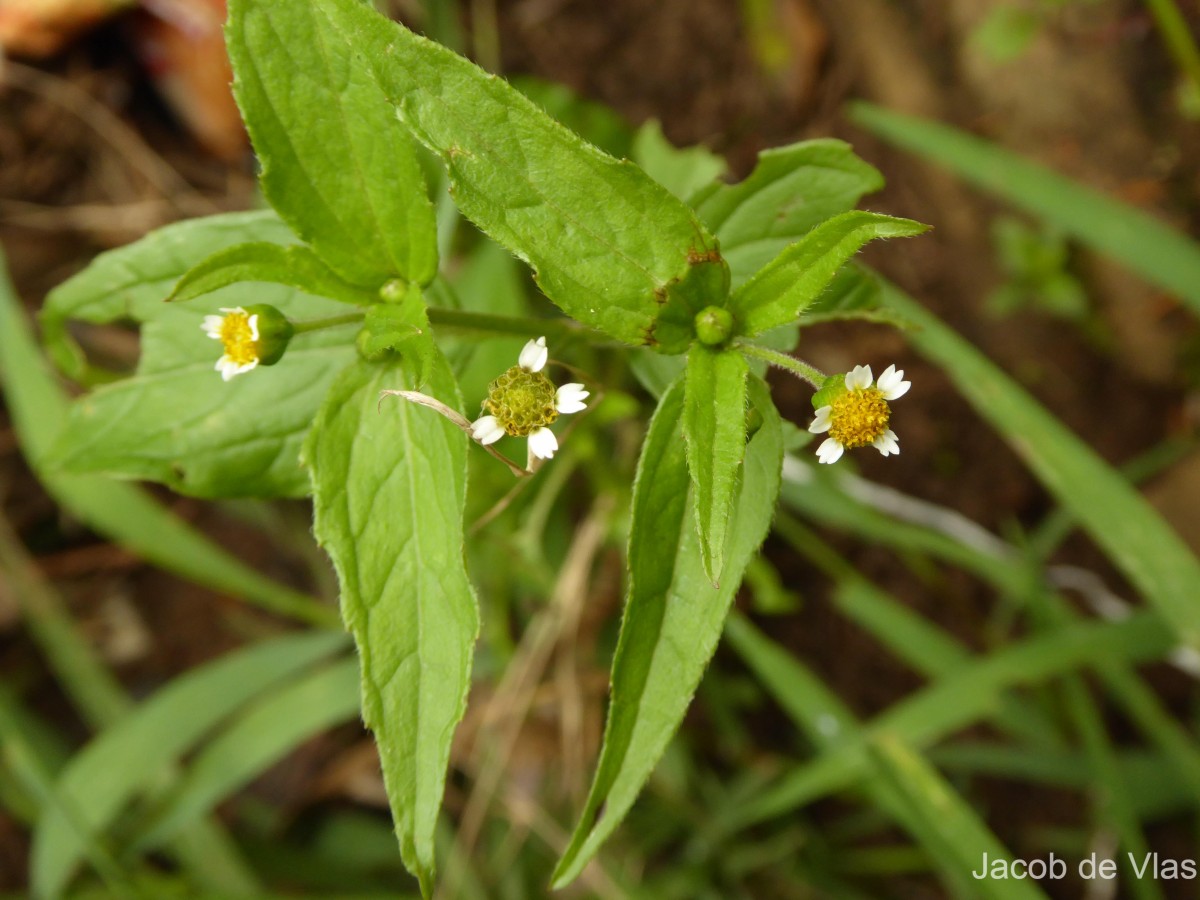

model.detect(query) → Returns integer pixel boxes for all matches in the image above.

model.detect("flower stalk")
[735,341,826,388]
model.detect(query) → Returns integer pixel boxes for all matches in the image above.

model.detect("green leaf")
[49,303,356,498]
[631,119,727,202]
[850,103,1200,317]
[683,344,749,583]
[781,460,1200,802]
[801,262,886,320]
[226,0,437,287]
[309,0,726,352]
[511,76,634,159]
[0,248,333,625]
[169,242,378,306]
[31,631,348,900]
[730,210,927,337]
[691,139,886,285]
[306,350,478,895]
[41,214,359,498]
[553,375,783,888]
[133,659,361,850]
[41,210,294,382]
[359,290,436,385]
[879,279,1200,647]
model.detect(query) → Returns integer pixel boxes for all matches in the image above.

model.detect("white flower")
[469,336,590,465]
[202,306,261,381]
[809,363,910,464]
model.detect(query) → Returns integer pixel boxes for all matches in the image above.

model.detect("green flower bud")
[694,305,734,346]
[379,278,409,304]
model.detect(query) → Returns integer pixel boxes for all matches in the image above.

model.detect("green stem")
[291,313,363,334]
[800,308,913,329]
[426,308,585,342]
[736,341,826,388]
[1142,0,1200,96]
[291,308,590,344]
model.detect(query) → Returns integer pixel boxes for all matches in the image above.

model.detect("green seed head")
[484,366,559,436]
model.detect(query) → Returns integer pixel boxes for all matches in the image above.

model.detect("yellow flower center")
[829,386,891,449]
[485,366,558,436]
[219,312,258,365]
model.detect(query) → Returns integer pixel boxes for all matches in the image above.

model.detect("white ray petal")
[873,429,900,456]
[808,405,833,434]
[555,382,589,414]
[470,415,506,445]
[845,364,873,391]
[816,437,844,465]
[528,427,558,460]
[519,336,549,372]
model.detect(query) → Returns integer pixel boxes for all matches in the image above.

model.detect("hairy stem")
[736,341,826,388]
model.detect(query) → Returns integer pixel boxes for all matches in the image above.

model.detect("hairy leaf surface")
[730,210,926,337]
[169,242,378,306]
[310,0,727,352]
[692,140,885,285]
[227,0,437,286]
[683,344,748,583]
[306,351,478,895]
[43,213,356,498]
[553,376,782,887]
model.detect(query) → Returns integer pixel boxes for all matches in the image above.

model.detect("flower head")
[808,364,910,465]
[202,307,260,381]
[202,304,294,381]
[470,337,589,461]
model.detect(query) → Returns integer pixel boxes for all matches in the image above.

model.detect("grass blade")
[134,659,361,850]
[850,103,1200,315]
[865,736,1049,900]
[880,278,1200,648]
[723,611,1172,832]
[31,631,348,898]
[725,615,1048,899]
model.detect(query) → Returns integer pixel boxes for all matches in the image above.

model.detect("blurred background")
[2,0,1199,897]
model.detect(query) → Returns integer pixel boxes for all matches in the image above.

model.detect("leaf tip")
[697,535,726,588]
[549,855,582,892]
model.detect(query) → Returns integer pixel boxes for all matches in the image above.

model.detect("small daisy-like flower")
[201,304,294,381]
[470,336,589,461]
[202,307,260,381]
[809,364,910,465]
